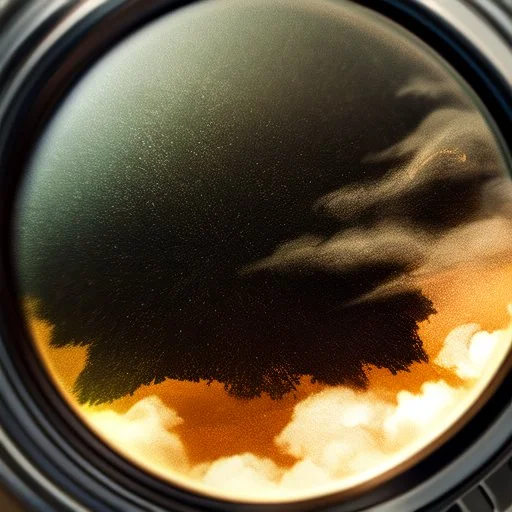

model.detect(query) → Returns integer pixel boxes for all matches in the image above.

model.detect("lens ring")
[1,1,511,511]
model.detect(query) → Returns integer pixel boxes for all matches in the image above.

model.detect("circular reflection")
[13,0,512,504]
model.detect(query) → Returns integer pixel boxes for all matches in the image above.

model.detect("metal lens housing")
[1,1,512,511]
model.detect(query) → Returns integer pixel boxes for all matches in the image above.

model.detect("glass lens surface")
[13,0,512,503]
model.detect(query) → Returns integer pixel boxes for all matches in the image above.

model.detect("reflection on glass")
[14,0,512,503]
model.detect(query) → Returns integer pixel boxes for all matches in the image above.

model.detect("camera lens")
[2,0,512,510]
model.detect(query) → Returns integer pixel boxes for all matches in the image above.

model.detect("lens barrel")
[1,1,511,511]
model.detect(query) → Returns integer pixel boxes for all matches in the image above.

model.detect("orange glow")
[76,305,511,501]
[24,262,512,501]
[418,262,512,355]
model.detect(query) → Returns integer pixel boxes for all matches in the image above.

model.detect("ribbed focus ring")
[446,455,512,511]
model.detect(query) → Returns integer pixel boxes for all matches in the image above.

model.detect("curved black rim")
[0,1,511,511]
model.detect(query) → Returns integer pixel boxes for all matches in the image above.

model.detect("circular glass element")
[12,0,512,504]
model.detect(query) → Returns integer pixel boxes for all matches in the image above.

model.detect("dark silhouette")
[15,1,456,405]
[17,87,441,406]
[16,75,447,406]
[72,277,433,405]
[23,206,434,405]
[18,0,512,408]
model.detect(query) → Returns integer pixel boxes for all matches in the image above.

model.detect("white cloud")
[81,305,512,501]
[435,313,511,380]
[200,454,282,497]
[84,396,189,473]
